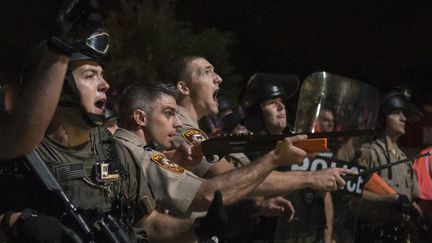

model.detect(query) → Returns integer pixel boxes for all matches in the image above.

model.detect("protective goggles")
[86,31,110,55]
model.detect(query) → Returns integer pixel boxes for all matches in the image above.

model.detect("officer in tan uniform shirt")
[174,105,215,177]
[354,91,422,243]
[115,127,204,217]
[162,55,356,195]
[115,82,311,219]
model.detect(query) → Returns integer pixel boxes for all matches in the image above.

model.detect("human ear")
[134,109,147,126]
[176,81,190,95]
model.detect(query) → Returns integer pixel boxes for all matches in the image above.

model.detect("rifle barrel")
[358,151,432,177]
[298,129,375,139]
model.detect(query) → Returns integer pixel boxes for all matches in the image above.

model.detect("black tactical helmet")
[240,73,299,133]
[240,73,299,109]
[379,91,422,123]
[62,28,111,127]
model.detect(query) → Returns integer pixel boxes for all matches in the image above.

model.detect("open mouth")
[213,89,219,102]
[94,99,106,112]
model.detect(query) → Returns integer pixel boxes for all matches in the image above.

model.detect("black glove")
[14,209,82,243]
[194,190,227,241]
[48,0,104,56]
[395,194,412,214]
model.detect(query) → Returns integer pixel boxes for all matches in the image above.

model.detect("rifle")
[24,151,132,243]
[342,152,432,182]
[194,129,374,159]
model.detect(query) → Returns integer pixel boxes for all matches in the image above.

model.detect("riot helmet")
[241,73,299,109]
[379,91,422,123]
[240,73,299,133]
[61,28,111,127]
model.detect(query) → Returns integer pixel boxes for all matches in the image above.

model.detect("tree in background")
[105,0,241,100]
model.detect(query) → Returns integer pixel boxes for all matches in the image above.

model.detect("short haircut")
[161,55,205,86]
[119,82,178,123]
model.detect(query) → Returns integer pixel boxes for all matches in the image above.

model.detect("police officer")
[0,1,103,241]
[162,55,353,193]
[115,82,303,219]
[354,90,423,243]
[240,73,338,243]
[1,2,218,242]
[162,57,356,243]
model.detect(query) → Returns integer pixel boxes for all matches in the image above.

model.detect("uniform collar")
[114,128,146,148]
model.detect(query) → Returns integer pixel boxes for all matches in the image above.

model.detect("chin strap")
[60,71,106,127]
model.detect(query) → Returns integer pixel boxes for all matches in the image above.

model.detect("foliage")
[105,0,240,98]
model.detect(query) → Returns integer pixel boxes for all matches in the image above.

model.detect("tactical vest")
[0,128,152,226]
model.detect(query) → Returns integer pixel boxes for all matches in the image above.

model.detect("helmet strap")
[60,71,105,127]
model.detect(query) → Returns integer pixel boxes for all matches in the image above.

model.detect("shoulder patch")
[182,128,208,145]
[150,153,185,174]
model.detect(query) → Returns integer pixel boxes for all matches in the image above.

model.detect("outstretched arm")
[251,167,355,198]
[191,136,307,211]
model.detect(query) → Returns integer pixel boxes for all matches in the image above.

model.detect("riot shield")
[274,72,379,243]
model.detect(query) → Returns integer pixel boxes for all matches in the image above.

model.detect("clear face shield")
[274,72,380,243]
[294,72,379,155]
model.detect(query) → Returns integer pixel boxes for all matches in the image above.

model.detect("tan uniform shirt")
[225,152,252,168]
[114,128,204,217]
[174,106,216,177]
[357,138,419,201]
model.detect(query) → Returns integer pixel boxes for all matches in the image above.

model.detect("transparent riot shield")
[274,72,379,243]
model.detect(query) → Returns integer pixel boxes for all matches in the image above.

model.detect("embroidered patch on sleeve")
[150,153,185,174]
[182,128,208,145]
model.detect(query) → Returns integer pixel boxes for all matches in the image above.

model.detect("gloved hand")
[14,209,82,243]
[395,194,412,214]
[194,190,227,241]
[48,0,104,56]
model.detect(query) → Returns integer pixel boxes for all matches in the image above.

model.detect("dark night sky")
[2,0,432,103]
[177,0,432,94]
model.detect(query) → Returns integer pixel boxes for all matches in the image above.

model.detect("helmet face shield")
[86,31,110,55]
[295,71,380,134]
